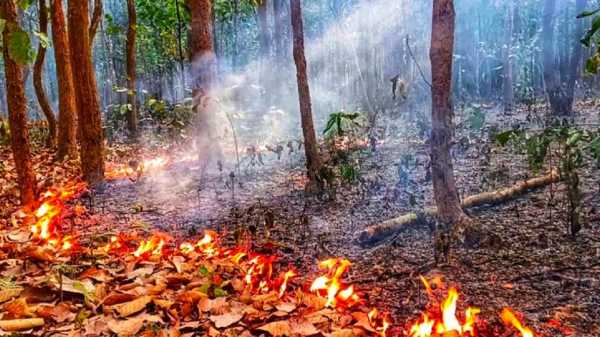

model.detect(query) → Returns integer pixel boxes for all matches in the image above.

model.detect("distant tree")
[51,0,78,159]
[1,0,38,205]
[542,0,586,117]
[126,0,138,139]
[68,0,105,185]
[502,0,515,113]
[257,0,271,57]
[290,0,323,192]
[273,0,288,61]
[430,0,470,260]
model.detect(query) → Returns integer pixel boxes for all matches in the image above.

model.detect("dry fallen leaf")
[114,295,153,317]
[0,287,23,303]
[210,312,244,328]
[275,302,297,313]
[258,320,292,337]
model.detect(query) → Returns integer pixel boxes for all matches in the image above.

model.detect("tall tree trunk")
[273,0,286,61]
[33,0,57,148]
[175,0,186,99]
[543,0,572,116]
[126,0,138,139]
[1,0,38,205]
[566,0,587,109]
[68,0,105,185]
[89,0,102,45]
[51,0,78,159]
[290,0,322,191]
[187,0,216,104]
[503,1,515,113]
[257,0,271,57]
[430,0,469,260]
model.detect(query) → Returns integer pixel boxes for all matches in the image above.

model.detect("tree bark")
[356,170,560,246]
[126,0,138,139]
[68,0,105,185]
[33,0,57,148]
[430,0,469,260]
[430,0,466,225]
[1,0,38,205]
[89,0,102,45]
[257,0,271,57]
[175,0,186,99]
[566,0,587,106]
[290,0,322,191]
[51,0,78,160]
[187,0,217,105]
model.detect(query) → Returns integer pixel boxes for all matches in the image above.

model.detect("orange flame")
[501,308,535,337]
[310,258,358,307]
[133,233,169,258]
[278,270,297,298]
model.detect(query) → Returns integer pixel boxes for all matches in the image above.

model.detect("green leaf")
[197,283,211,294]
[213,287,227,297]
[585,56,600,74]
[494,130,518,146]
[18,0,35,10]
[581,15,600,47]
[577,9,600,19]
[8,29,35,65]
[198,265,212,276]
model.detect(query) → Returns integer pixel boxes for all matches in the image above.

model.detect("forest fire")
[501,308,535,337]
[105,156,171,180]
[133,232,170,258]
[26,182,87,250]
[310,258,360,307]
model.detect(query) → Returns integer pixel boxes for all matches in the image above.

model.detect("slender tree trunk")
[89,0,102,45]
[51,0,78,159]
[1,0,38,205]
[126,0,138,139]
[187,0,217,104]
[543,0,572,116]
[503,1,514,113]
[273,0,286,61]
[175,0,186,98]
[33,0,57,148]
[257,0,271,57]
[430,0,469,259]
[68,0,105,185]
[290,0,322,191]
[566,0,587,109]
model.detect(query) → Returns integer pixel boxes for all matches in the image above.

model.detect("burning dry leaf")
[210,312,244,328]
[3,298,35,318]
[351,312,377,333]
[0,287,23,303]
[0,318,44,331]
[114,295,153,317]
[258,320,292,336]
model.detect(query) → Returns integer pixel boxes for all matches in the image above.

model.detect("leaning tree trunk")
[290,0,322,191]
[126,0,138,139]
[89,0,102,45]
[51,0,78,160]
[68,0,105,185]
[1,0,38,205]
[543,0,572,117]
[430,0,469,260]
[34,0,57,148]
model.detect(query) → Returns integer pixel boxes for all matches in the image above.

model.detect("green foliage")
[0,119,11,145]
[579,8,600,74]
[33,32,51,49]
[8,29,35,65]
[323,112,363,138]
[339,164,359,184]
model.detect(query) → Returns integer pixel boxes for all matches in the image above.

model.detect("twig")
[405,35,432,89]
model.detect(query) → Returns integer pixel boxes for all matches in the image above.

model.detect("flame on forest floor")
[310,258,360,308]
[133,232,170,258]
[26,182,87,252]
[501,308,535,337]
[105,156,170,180]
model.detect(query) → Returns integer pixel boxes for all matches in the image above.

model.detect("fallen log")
[356,170,560,246]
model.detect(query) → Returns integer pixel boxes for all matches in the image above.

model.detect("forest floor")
[0,102,599,336]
